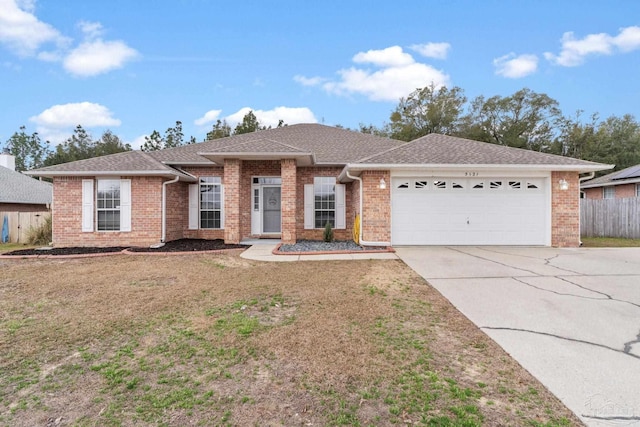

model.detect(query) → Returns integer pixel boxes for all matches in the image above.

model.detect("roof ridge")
[137,150,175,171]
[354,140,415,163]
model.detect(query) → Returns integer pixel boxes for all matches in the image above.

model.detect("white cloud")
[128,134,147,150]
[545,26,640,66]
[223,106,317,128]
[194,109,222,126]
[613,26,640,52]
[493,53,538,78]
[63,39,138,77]
[0,1,137,76]
[0,0,69,56]
[293,75,326,86]
[352,45,415,67]
[30,102,121,128]
[410,42,451,59]
[29,102,122,145]
[296,45,450,102]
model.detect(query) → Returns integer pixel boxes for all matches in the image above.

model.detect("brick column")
[281,159,297,244]
[361,170,391,243]
[551,171,580,247]
[224,159,241,244]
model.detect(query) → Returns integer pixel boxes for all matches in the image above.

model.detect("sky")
[1,0,640,150]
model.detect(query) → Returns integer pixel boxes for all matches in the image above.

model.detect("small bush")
[26,214,52,246]
[323,221,334,242]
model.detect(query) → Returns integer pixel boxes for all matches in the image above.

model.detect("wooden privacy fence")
[0,211,50,244]
[580,198,640,238]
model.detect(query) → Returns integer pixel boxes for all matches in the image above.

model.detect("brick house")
[27,124,610,248]
[581,164,640,199]
[1,151,52,212]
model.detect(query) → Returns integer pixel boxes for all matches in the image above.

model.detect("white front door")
[250,177,283,235]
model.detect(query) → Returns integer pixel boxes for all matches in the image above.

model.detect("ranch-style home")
[27,124,611,248]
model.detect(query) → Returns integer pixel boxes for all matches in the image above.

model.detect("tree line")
[4,89,640,173]
[1,111,278,172]
[355,84,640,172]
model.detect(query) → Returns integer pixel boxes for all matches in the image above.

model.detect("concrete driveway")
[396,246,640,426]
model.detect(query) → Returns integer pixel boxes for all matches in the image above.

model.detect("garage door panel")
[391,176,548,245]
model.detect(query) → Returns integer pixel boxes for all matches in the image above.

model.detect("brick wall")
[180,167,225,240]
[281,159,297,244]
[583,187,602,199]
[613,183,637,198]
[0,203,49,212]
[223,159,242,243]
[551,171,580,247]
[295,167,354,241]
[360,170,390,243]
[52,176,163,247]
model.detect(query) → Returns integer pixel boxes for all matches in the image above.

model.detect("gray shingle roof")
[150,123,403,165]
[26,150,195,180]
[26,124,610,178]
[358,133,608,168]
[0,166,52,205]
[581,163,640,188]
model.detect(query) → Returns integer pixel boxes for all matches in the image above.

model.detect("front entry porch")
[251,177,282,236]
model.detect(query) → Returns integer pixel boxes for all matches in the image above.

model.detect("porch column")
[281,159,297,244]
[224,159,242,244]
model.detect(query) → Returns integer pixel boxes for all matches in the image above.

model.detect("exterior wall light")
[559,179,569,191]
[379,177,386,189]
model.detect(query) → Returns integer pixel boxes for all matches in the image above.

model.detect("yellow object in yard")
[353,214,360,245]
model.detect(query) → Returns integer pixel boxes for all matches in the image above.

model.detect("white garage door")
[391,177,549,245]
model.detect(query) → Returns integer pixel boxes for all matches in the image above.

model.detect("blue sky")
[1,0,640,150]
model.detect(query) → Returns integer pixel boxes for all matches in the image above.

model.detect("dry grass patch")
[0,255,580,426]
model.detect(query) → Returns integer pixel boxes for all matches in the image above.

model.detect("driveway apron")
[396,246,640,426]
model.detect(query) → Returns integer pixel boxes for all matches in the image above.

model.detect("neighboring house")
[0,151,52,212]
[581,164,640,199]
[26,124,610,248]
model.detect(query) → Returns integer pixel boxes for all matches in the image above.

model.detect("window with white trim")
[314,177,336,228]
[603,186,615,199]
[200,177,222,229]
[97,179,121,231]
[636,184,640,197]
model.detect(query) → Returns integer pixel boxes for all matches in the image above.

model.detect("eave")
[338,163,614,182]
[197,151,316,166]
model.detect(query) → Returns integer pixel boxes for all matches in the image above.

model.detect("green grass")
[581,236,640,247]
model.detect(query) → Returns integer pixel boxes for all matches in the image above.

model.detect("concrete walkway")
[240,241,398,262]
[396,246,640,426]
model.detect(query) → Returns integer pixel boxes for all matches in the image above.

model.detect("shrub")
[323,221,334,242]
[26,214,52,246]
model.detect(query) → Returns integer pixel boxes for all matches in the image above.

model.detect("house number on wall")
[464,172,479,177]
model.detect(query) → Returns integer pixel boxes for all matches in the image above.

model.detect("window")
[637,184,640,197]
[97,180,121,231]
[314,177,336,228]
[200,177,222,229]
[603,186,615,199]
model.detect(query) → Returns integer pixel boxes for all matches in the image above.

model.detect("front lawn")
[581,237,640,247]
[0,254,578,426]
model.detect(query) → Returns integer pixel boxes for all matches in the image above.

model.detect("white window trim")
[82,178,131,232]
[304,178,345,230]
[189,177,224,230]
[603,186,615,199]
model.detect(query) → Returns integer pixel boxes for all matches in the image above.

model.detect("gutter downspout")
[160,176,180,245]
[345,170,391,247]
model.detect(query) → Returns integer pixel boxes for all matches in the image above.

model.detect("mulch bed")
[4,239,248,256]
